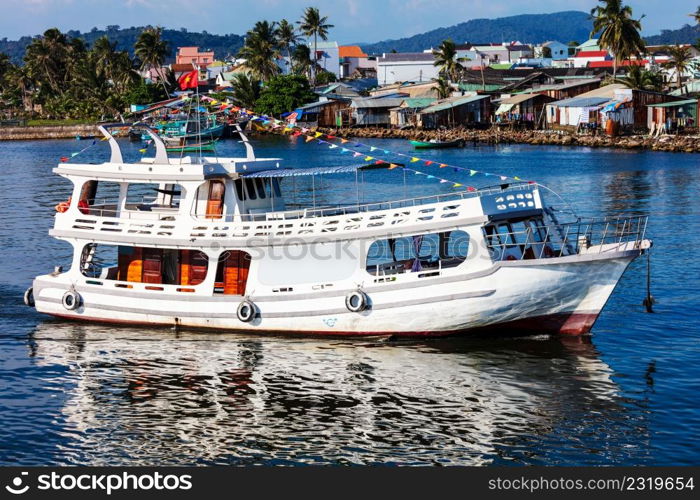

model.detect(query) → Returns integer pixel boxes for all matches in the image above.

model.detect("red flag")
[178,70,199,90]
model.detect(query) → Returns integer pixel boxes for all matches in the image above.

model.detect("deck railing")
[485,215,649,260]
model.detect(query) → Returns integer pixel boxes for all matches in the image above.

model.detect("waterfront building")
[339,46,375,79]
[351,97,405,126]
[313,41,341,78]
[418,95,492,129]
[376,53,439,86]
[176,46,215,66]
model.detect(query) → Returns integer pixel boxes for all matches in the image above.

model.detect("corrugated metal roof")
[295,100,334,111]
[646,99,698,108]
[351,98,405,108]
[500,93,543,105]
[420,95,489,113]
[379,52,435,62]
[548,96,611,108]
[244,164,369,178]
[403,97,437,108]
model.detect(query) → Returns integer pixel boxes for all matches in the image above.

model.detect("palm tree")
[230,73,262,109]
[432,77,452,99]
[690,5,700,24]
[276,19,299,73]
[24,29,69,95]
[297,7,334,85]
[238,20,280,81]
[590,0,646,79]
[432,39,467,82]
[92,36,117,79]
[134,27,170,97]
[291,43,312,78]
[662,45,693,91]
[6,65,34,111]
[616,65,663,91]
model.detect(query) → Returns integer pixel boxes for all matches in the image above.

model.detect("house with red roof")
[339,45,375,79]
[572,50,611,68]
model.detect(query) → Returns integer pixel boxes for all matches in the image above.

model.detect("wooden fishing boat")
[410,139,465,149]
[165,140,217,153]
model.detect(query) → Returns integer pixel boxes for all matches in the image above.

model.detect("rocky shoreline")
[0,124,99,141]
[318,126,700,153]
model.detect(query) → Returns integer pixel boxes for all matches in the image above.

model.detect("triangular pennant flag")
[514,176,521,180]
[469,170,477,176]
[305,136,315,142]
[329,144,338,149]
[370,146,378,152]
[453,183,463,188]
[340,138,349,144]
[139,148,147,153]
[424,161,434,166]
[364,156,374,161]
[410,157,420,163]
[375,160,385,165]
[60,156,69,162]
[314,132,323,138]
[426,175,435,179]
[439,163,448,168]
[467,186,477,192]
[500,176,507,181]
[440,179,448,183]
[341,148,350,153]
[301,128,309,133]
[317,139,327,145]
[71,152,79,157]
[353,152,362,157]
[388,164,400,169]
[383,150,390,154]
[326,135,336,140]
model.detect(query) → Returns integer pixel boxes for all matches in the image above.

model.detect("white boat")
[25,124,651,337]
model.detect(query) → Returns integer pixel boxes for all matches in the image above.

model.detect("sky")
[1,0,698,42]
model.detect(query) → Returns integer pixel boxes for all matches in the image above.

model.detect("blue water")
[0,135,698,465]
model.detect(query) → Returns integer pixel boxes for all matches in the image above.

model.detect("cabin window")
[244,179,257,200]
[126,183,183,210]
[255,178,266,199]
[483,217,555,260]
[80,244,209,287]
[213,250,251,295]
[234,179,245,200]
[366,231,469,276]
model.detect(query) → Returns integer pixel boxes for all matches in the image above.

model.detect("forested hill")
[359,11,594,54]
[0,26,245,64]
[645,24,700,45]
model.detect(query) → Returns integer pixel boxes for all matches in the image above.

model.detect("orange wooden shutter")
[206,180,225,219]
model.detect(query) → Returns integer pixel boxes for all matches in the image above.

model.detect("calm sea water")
[0,135,698,465]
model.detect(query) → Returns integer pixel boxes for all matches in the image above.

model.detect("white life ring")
[237,300,257,323]
[23,287,34,307]
[345,290,369,313]
[62,290,81,310]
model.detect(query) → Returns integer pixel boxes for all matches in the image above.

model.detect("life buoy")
[345,290,369,313]
[77,199,90,215]
[237,300,256,322]
[62,290,81,310]
[55,198,70,213]
[23,287,34,307]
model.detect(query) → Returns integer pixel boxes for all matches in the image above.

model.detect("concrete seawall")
[0,125,99,141]
[318,127,700,154]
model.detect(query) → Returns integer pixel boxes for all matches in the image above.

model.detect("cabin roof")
[420,95,489,114]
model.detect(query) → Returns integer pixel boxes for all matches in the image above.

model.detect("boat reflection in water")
[27,321,650,465]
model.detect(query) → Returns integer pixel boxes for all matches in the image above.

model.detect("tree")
[297,7,333,85]
[230,73,262,109]
[315,70,336,85]
[254,74,315,116]
[291,43,312,78]
[691,5,700,24]
[134,27,170,97]
[432,77,451,99]
[616,65,663,91]
[432,39,467,82]
[590,0,646,78]
[662,45,693,90]
[238,20,280,81]
[276,19,299,73]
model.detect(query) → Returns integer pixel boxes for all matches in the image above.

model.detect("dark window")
[244,179,257,200]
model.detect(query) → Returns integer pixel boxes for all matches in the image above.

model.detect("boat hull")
[32,251,639,337]
[410,139,465,149]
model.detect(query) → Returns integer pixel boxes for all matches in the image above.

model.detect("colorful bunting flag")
[410,157,420,163]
